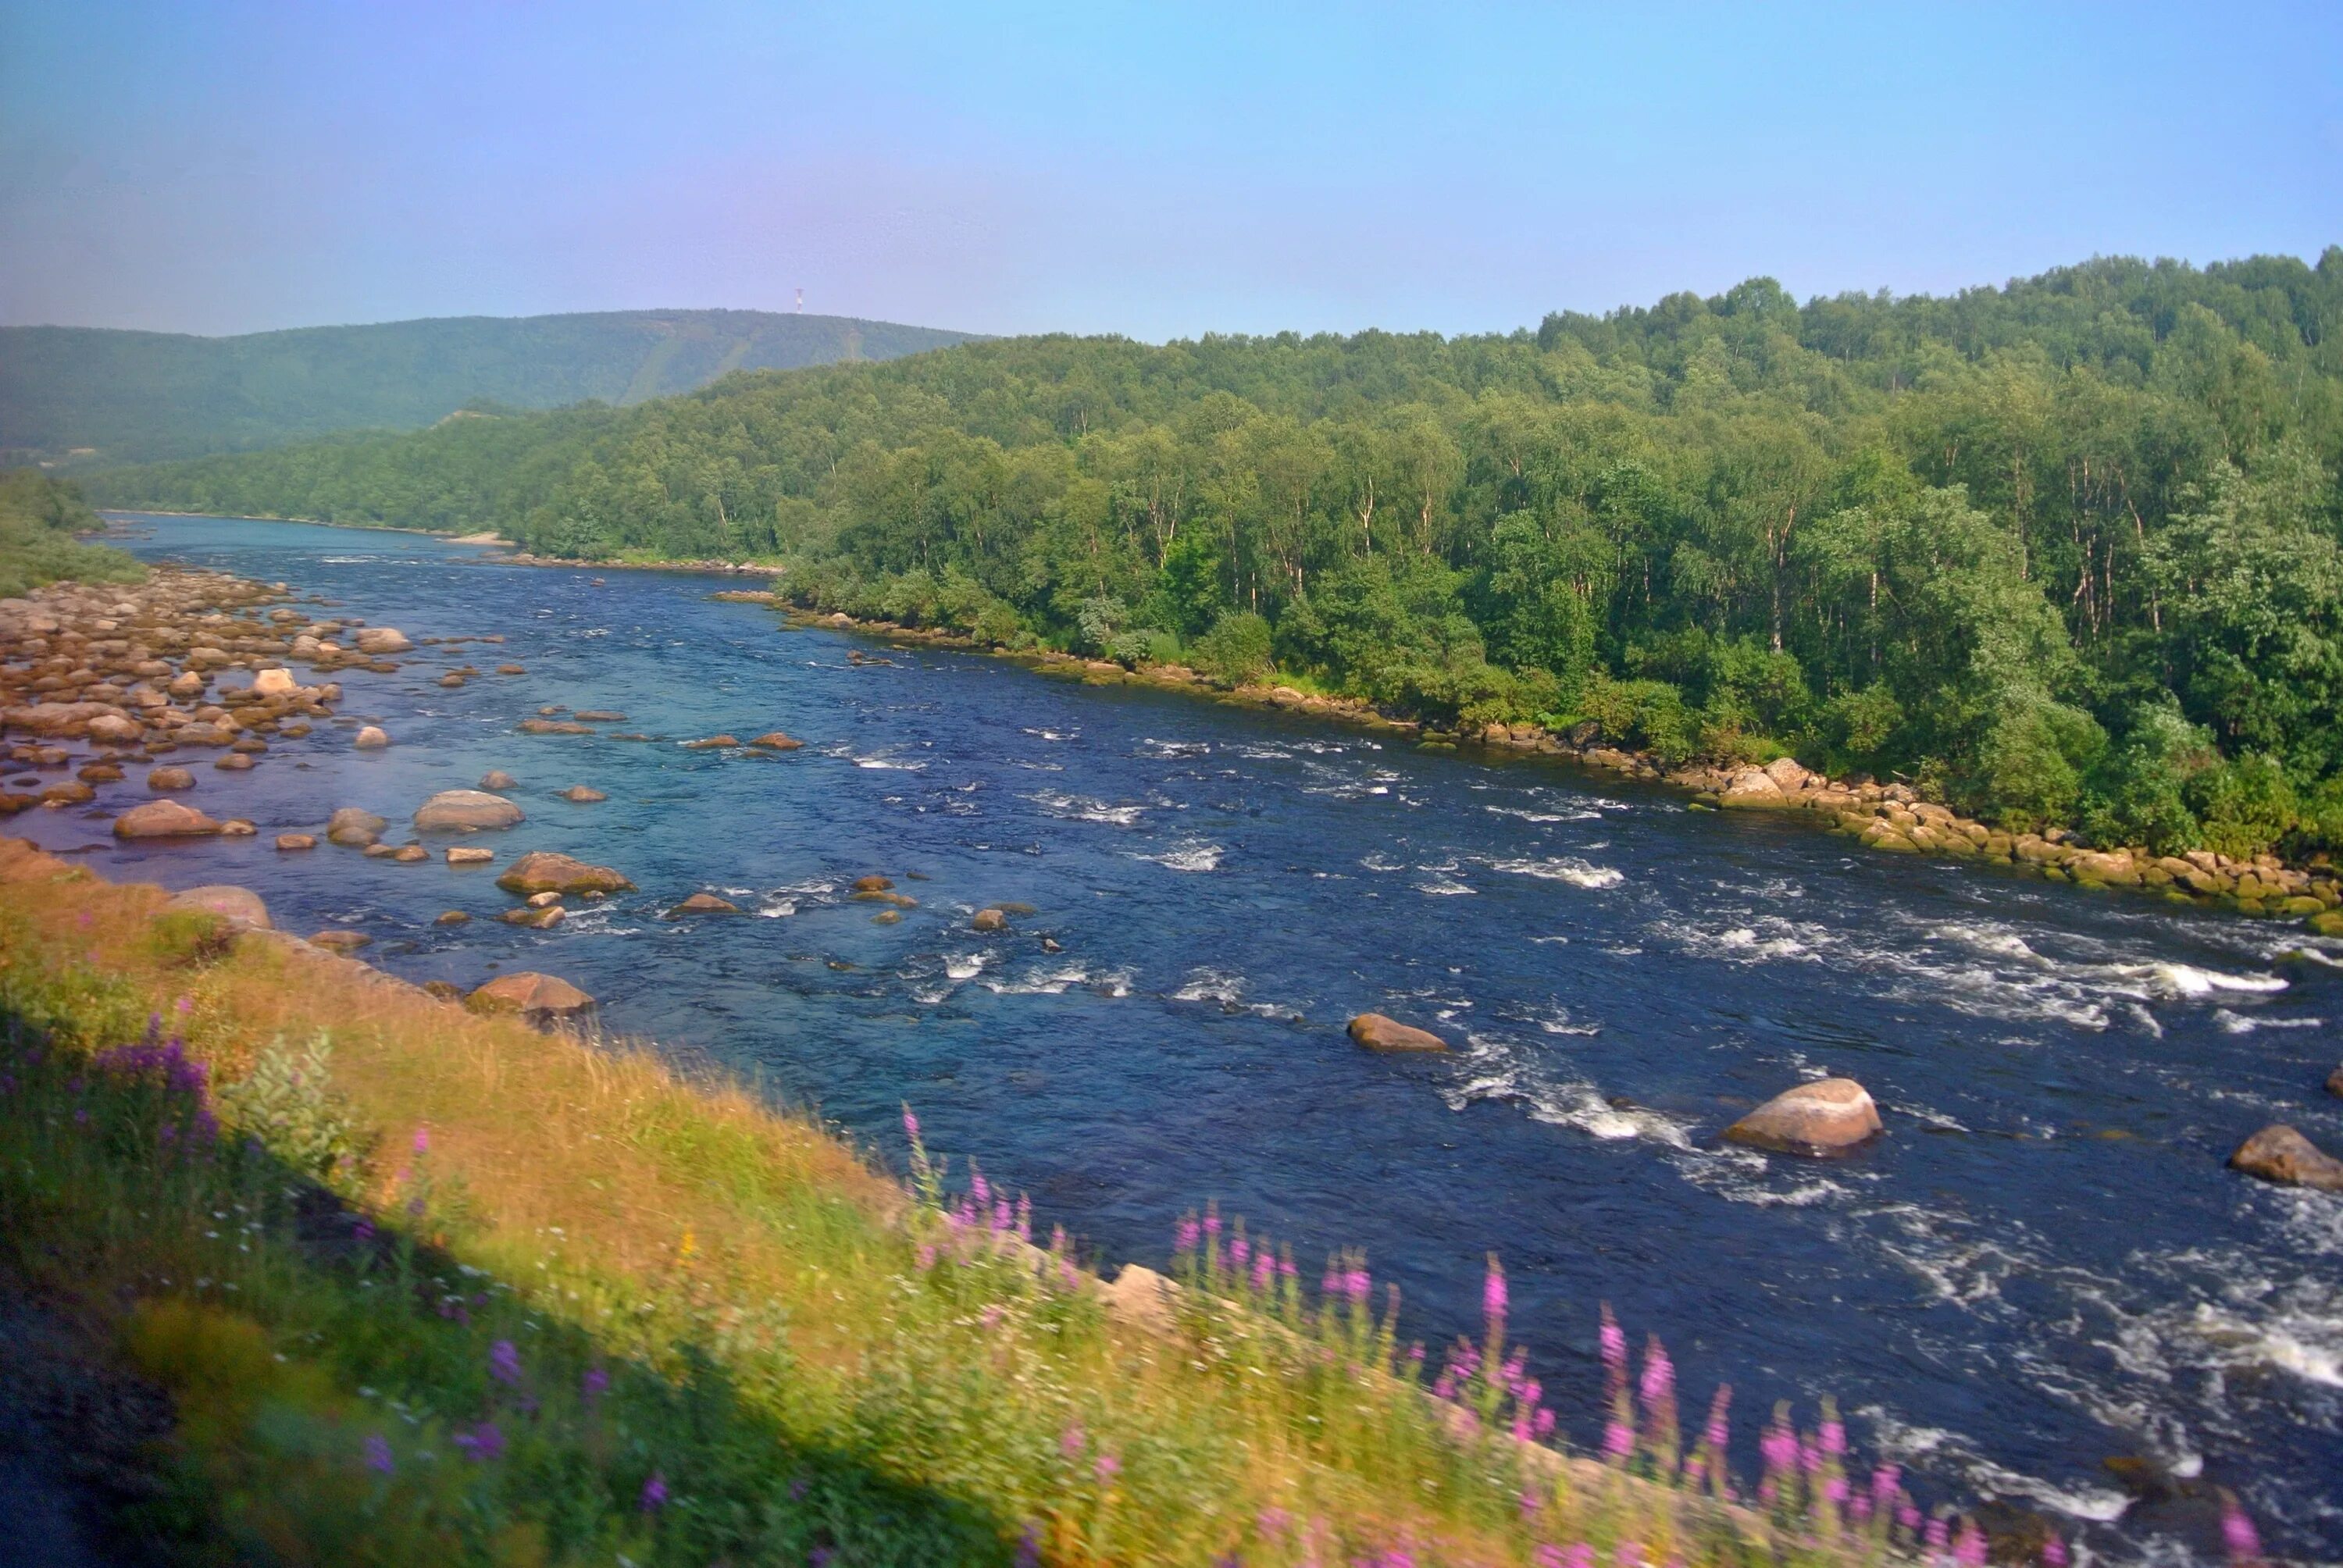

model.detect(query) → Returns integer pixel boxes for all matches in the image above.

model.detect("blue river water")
[29,515,2342,1558]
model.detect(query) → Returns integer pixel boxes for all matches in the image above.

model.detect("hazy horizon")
[6,2,2338,344]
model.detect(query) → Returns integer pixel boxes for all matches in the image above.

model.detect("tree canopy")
[88,248,2343,854]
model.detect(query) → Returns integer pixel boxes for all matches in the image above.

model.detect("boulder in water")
[496,850,634,896]
[851,875,893,892]
[352,627,412,654]
[447,846,496,864]
[466,971,594,1025]
[668,892,742,916]
[308,930,371,953]
[558,785,607,803]
[749,732,804,750]
[353,725,390,750]
[682,734,740,750]
[413,789,524,832]
[326,807,387,846]
[2230,1124,2343,1190]
[1724,1078,1883,1156]
[572,711,627,722]
[517,718,593,735]
[251,667,298,697]
[972,907,1010,932]
[436,910,471,925]
[113,799,220,839]
[163,885,270,928]
[1348,1013,1448,1053]
[146,765,194,791]
[478,770,519,790]
[275,832,317,851]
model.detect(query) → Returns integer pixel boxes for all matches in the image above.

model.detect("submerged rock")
[669,892,742,916]
[682,734,740,750]
[972,907,1010,932]
[436,910,471,925]
[851,875,894,893]
[308,930,371,953]
[1347,1013,1448,1053]
[163,885,271,928]
[413,789,525,832]
[749,732,804,750]
[479,769,519,790]
[558,785,607,803]
[2230,1124,2343,1191]
[517,718,594,735]
[496,850,635,896]
[352,627,412,654]
[447,846,496,865]
[146,765,194,791]
[466,971,594,1025]
[275,832,317,851]
[113,799,220,839]
[1724,1078,1883,1156]
[326,807,387,846]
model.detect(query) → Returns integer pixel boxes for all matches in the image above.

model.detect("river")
[28,515,2341,1559]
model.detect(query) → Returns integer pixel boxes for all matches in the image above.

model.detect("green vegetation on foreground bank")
[91,250,2343,862]
[1,311,975,469]
[0,468,144,598]
[0,838,1994,1566]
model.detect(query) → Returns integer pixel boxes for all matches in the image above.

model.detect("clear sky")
[3,1,2338,340]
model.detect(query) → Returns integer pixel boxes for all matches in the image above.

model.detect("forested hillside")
[92,251,2343,856]
[0,468,141,598]
[0,309,973,467]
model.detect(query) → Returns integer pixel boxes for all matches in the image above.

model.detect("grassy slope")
[0,312,976,468]
[0,838,1941,1566]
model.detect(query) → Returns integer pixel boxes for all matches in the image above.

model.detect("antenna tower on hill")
[794,287,804,314]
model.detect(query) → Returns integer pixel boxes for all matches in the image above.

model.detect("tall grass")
[0,838,2156,1566]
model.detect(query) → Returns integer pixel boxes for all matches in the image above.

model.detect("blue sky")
[3,1,2338,339]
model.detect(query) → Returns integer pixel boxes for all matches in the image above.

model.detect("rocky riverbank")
[751,598,2343,937]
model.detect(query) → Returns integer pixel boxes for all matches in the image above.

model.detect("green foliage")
[216,1033,371,1181]
[1188,610,1275,685]
[2188,751,2302,860]
[0,468,144,597]
[87,248,2343,844]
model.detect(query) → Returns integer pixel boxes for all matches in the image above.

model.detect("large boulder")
[749,732,804,750]
[479,769,519,790]
[353,725,390,750]
[2230,1124,2343,1191]
[1762,755,1812,791]
[1724,1078,1883,1156]
[466,971,596,1025]
[972,907,1011,932]
[112,799,221,839]
[163,885,271,928]
[1348,1013,1449,1053]
[326,807,387,846]
[86,713,144,744]
[352,627,413,654]
[558,786,607,804]
[413,789,525,832]
[146,766,195,792]
[1720,768,1788,808]
[495,850,635,896]
[668,892,742,916]
[251,667,298,697]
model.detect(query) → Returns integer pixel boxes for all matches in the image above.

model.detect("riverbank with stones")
[728,595,2343,940]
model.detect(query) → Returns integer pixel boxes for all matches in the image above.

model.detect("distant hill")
[0,308,975,467]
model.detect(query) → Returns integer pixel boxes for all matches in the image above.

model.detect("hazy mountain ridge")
[0,308,975,467]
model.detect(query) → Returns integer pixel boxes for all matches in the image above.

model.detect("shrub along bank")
[0,836,2034,1566]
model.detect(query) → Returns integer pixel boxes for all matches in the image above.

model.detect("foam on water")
[1483,855,1625,889]
[1029,790,1147,826]
[1137,840,1224,872]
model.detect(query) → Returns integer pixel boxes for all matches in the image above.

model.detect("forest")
[89,250,2343,857]
[0,468,141,599]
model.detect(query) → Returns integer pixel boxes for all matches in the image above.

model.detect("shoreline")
[747,596,2343,933]
[102,508,514,547]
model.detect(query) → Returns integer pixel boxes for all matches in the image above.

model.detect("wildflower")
[1483,1255,1507,1325]
[676,1229,697,1266]
[1703,1385,1732,1451]
[582,1367,609,1405]
[640,1470,668,1513]
[1094,1451,1120,1483]
[351,1217,375,1245]
[1615,1543,1643,1568]
[452,1421,505,1462]
[1015,1194,1031,1239]
[1231,1236,1251,1270]
[176,995,193,1015]
[1926,1516,1950,1558]
[363,1434,394,1474]
[979,1304,1005,1329]
[1015,1523,1042,1568]
[1175,1216,1200,1253]
[1534,1550,1564,1568]
[902,1107,920,1144]
[1599,1308,1626,1378]
[1821,1417,1846,1456]
[1533,1408,1557,1439]
[1344,1265,1370,1306]
[1202,1210,1221,1238]
[1566,1545,1596,1568]
[412,1124,430,1156]
[1639,1341,1674,1407]
[1250,1252,1274,1292]
[1604,1420,1633,1460]
[2220,1492,2261,1565]
[489,1339,522,1388]
[1059,1421,1086,1457]
[2042,1537,2068,1568]
[915,1243,937,1271]
[972,1171,990,1206]
[1954,1522,1987,1568]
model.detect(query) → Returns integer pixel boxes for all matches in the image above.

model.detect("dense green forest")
[92,251,2343,857]
[0,309,973,468]
[0,469,143,599]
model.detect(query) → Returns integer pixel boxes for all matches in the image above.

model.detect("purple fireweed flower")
[1955,1522,1987,1568]
[1094,1452,1120,1482]
[1849,1495,1871,1524]
[489,1339,522,1387]
[1821,1418,1846,1456]
[453,1421,505,1463]
[1534,1408,1557,1440]
[1926,1516,1950,1556]
[2042,1537,2068,1568]
[1175,1217,1200,1253]
[1872,1464,1900,1503]
[915,1243,937,1271]
[351,1217,375,1245]
[1059,1421,1086,1457]
[1016,1194,1031,1239]
[1705,1385,1733,1449]
[1252,1253,1275,1292]
[1231,1236,1251,1270]
[1057,1260,1079,1292]
[1827,1475,1849,1506]
[993,1198,1011,1231]
[1604,1420,1634,1459]
[1616,1542,1642,1568]
[1534,1549,1564,1568]
[412,1124,430,1156]
[1484,1256,1507,1324]
[364,1434,394,1474]
[640,1470,668,1513]
[2221,1495,2261,1564]
[1344,1267,1370,1306]
[1322,1262,1341,1295]
[902,1107,920,1144]
[1899,1502,1924,1533]
[972,1171,990,1206]
[1015,1524,1042,1568]
[1639,1342,1674,1407]
[1566,1544,1596,1568]
[582,1367,608,1405]
[1600,1311,1626,1377]
[1432,1372,1457,1399]
[1279,1256,1296,1280]
[1203,1211,1221,1238]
